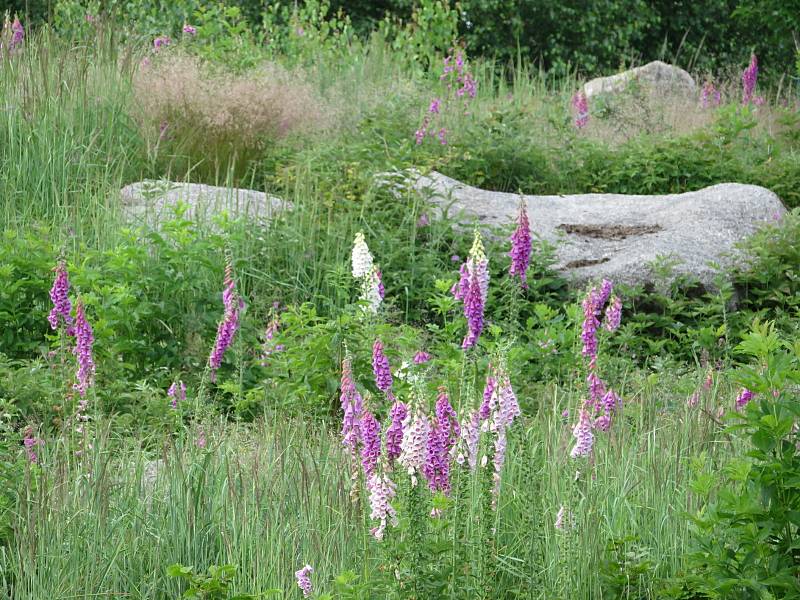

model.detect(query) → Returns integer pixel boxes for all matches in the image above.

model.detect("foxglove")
[385,400,407,462]
[295,565,313,598]
[742,54,758,105]
[340,356,363,456]
[361,410,381,483]
[399,409,430,485]
[351,232,373,278]
[47,260,73,333]
[570,408,594,458]
[508,200,532,287]
[372,339,393,398]
[572,91,589,129]
[368,470,398,540]
[72,300,95,397]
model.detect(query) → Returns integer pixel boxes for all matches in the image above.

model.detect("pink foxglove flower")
[412,351,431,364]
[399,409,430,486]
[361,410,381,483]
[167,380,186,409]
[457,409,481,469]
[47,260,73,333]
[508,200,532,287]
[182,24,197,35]
[72,301,95,397]
[294,565,313,597]
[700,81,721,108]
[372,339,393,398]
[10,16,24,51]
[368,471,398,540]
[604,295,622,331]
[571,91,589,129]
[385,400,407,462]
[735,388,754,410]
[340,356,363,456]
[462,269,485,349]
[208,265,242,382]
[153,36,171,50]
[742,54,758,105]
[423,389,460,493]
[570,408,594,458]
[479,375,496,421]
[23,427,43,463]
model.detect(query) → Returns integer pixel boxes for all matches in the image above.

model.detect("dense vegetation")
[2,3,800,599]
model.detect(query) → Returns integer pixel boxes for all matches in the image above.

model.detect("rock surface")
[120,180,288,226]
[385,170,786,288]
[583,60,696,99]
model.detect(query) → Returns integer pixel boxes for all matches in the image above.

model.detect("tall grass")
[2,375,738,599]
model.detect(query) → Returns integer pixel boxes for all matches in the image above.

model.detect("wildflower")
[415,120,428,145]
[182,24,197,35]
[436,128,447,145]
[450,254,460,263]
[72,301,95,397]
[208,264,242,382]
[424,390,459,493]
[260,314,283,365]
[753,95,766,106]
[462,269,485,349]
[358,266,383,314]
[495,376,521,430]
[153,36,171,50]
[295,565,313,597]
[489,375,520,501]
[555,505,568,530]
[351,232,373,278]
[735,388,754,410]
[457,231,489,349]
[368,470,398,540]
[508,200,532,287]
[700,80,721,108]
[412,351,431,364]
[593,414,611,431]
[604,295,622,331]
[372,339,393,398]
[23,427,43,464]
[459,410,481,469]
[416,213,430,227]
[399,409,431,485]
[47,261,73,333]
[742,54,758,105]
[340,356,363,456]
[361,410,382,482]
[561,408,570,419]
[8,16,24,52]
[570,408,594,458]
[385,400,408,462]
[429,98,441,114]
[457,72,477,98]
[167,380,186,409]
[479,375,496,421]
[571,91,589,129]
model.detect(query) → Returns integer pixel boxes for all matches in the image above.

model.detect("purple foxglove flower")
[753,95,765,106]
[368,471,398,540]
[167,380,186,409]
[423,390,459,493]
[340,356,363,455]
[295,565,313,597]
[735,387,754,410]
[604,295,622,331]
[459,409,481,469]
[72,301,95,397]
[260,314,283,365]
[399,409,430,485]
[700,81,721,108]
[153,35,171,50]
[182,24,197,35]
[571,91,589,129]
[436,128,447,145]
[23,427,43,463]
[508,200,532,287]
[581,287,602,360]
[372,339,393,397]
[209,265,243,382]
[570,408,594,458]
[587,370,606,410]
[593,414,611,431]
[412,350,431,364]
[742,54,758,105]
[385,400,407,462]
[461,268,485,349]
[47,261,74,333]
[360,410,381,481]
[10,17,24,51]
[495,376,520,430]
[479,375,496,421]
[452,262,470,300]
[429,98,441,114]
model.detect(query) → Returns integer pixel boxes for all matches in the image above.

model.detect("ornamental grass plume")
[294,565,313,598]
[208,260,243,382]
[508,200,532,288]
[372,339,393,398]
[72,300,95,397]
[340,356,363,456]
[47,261,74,333]
[742,54,758,105]
[368,469,398,540]
[571,90,589,129]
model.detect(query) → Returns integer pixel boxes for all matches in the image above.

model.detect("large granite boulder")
[120,180,288,227]
[384,170,786,288]
[583,60,696,99]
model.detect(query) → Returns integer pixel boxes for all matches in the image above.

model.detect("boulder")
[120,180,288,227]
[583,60,695,99]
[385,170,786,289]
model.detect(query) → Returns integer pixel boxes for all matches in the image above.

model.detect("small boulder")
[385,170,786,289]
[120,180,288,227]
[583,60,695,99]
